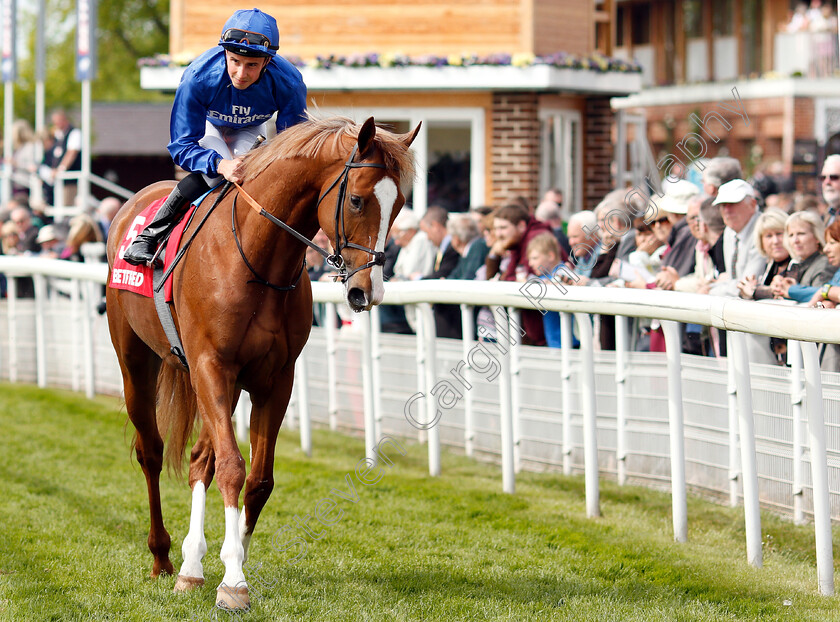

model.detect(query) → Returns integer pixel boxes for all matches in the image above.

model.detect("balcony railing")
[775,30,839,78]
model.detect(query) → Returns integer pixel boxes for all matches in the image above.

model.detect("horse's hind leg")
[116,340,173,578]
[174,425,215,592]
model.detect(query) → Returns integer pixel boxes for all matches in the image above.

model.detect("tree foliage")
[9,0,170,124]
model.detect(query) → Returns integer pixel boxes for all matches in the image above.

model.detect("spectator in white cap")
[36,224,62,259]
[710,179,767,296]
[710,178,774,364]
[651,179,701,290]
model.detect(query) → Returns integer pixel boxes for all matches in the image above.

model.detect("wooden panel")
[171,0,593,60]
[532,0,592,56]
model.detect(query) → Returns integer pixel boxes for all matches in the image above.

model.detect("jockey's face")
[225,51,270,90]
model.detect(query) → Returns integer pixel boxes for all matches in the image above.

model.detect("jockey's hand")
[218,157,245,184]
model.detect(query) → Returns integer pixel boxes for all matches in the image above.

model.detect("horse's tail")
[155,365,199,477]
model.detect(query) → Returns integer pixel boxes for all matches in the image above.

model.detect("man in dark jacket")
[420,206,460,279]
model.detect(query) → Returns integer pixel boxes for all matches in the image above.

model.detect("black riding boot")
[122,188,190,266]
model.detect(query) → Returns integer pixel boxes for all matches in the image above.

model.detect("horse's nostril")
[347,287,368,310]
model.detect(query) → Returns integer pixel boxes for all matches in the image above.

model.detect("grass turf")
[0,383,838,621]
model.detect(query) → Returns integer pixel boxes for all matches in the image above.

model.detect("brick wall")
[491,92,540,207]
[584,96,614,210]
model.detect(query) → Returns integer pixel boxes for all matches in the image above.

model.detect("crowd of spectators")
[785,0,838,33]
[3,112,837,373]
[305,153,840,374]
[783,1,838,77]
[11,110,83,209]
[0,190,120,299]
[1,111,123,301]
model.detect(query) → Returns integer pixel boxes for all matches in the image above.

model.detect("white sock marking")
[219,506,247,590]
[178,482,208,579]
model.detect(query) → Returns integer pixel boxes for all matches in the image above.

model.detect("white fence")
[2,256,840,595]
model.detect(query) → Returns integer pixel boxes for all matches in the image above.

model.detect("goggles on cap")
[221,28,278,51]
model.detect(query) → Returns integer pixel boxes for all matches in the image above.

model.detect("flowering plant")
[139,50,642,74]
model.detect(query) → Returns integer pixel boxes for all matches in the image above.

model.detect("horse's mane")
[242,113,415,188]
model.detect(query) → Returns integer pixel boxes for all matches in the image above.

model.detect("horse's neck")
[234,158,326,280]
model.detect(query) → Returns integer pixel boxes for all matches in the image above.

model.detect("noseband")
[233,142,389,286]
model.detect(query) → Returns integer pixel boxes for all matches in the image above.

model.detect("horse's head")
[319,117,420,312]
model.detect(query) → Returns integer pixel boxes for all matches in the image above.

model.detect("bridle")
[232,142,389,287]
[316,143,389,279]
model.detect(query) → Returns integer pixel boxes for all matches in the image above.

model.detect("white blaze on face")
[369,177,398,304]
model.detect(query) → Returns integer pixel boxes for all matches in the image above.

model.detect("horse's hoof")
[150,560,174,578]
[174,574,205,592]
[216,585,250,611]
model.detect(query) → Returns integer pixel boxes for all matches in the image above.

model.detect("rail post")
[800,340,834,596]
[615,315,629,485]
[574,312,600,518]
[325,301,338,431]
[70,279,82,392]
[729,331,762,568]
[561,312,573,475]
[33,274,47,388]
[508,307,522,474]
[6,276,15,382]
[662,320,687,543]
[297,349,312,457]
[82,279,96,399]
[415,305,427,443]
[420,303,441,476]
[787,340,805,525]
[493,305,515,494]
[361,310,376,464]
[371,305,383,443]
[726,334,740,507]
[460,303,476,457]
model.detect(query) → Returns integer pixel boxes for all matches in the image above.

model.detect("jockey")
[123,8,307,266]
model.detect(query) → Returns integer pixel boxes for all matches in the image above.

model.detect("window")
[631,4,651,45]
[427,123,472,212]
[741,0,764,75]
[540,110,582,214]
[318,107,485,214]
[683,0,704,38]
[712,0,734,36]
[617,5,626,47]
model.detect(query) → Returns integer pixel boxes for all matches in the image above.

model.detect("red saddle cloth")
[109,197,197,301]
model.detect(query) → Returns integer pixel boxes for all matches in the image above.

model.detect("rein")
[232,143,388,287]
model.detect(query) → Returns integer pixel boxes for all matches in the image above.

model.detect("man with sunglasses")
[123,8,307,266]
[819,154,840,227]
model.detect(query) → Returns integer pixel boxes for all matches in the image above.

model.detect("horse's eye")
[349,195,363,211]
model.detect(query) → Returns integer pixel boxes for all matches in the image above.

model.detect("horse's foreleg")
[240,368,295,561]
[174,426,215,592]
[191,364,249,610]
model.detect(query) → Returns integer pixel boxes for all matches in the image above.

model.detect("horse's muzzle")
[347,287,370,312]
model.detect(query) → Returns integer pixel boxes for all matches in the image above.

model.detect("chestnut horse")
[105,116,419,610]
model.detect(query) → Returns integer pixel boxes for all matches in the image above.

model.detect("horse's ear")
[357,117,377,157]
[402,122,422,148]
